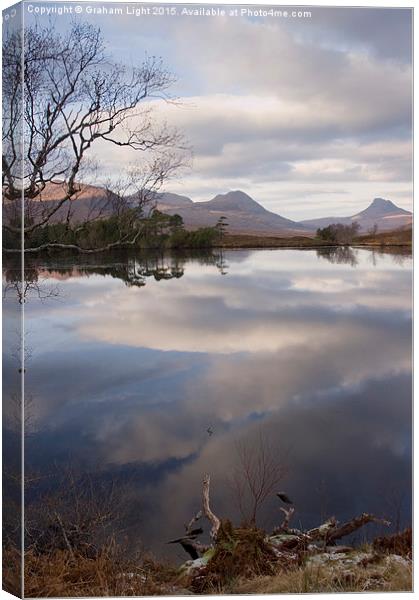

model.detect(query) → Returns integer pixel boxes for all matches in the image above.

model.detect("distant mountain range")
[20,183,412,236]
[156,190,308,236]
[14,182,117,225]
[300,197,412,233]
[156,191,412,235]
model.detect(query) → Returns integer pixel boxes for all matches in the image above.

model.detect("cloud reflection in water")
[16,248,411,557]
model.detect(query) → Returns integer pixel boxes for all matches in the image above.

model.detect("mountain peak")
[370,197,396,209]
[223,190,253,199]
[212,190,257,203]
[358,197,411,218]
[205,190,267,214]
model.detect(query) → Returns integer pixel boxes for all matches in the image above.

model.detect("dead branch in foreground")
[168,475,220,559]
[171,476,391,564]
[326,513,391,543]
[279,507,295,531]
[202,475,221,541]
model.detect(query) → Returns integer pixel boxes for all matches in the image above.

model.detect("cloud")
[88,90,412,216]
[149,370,411,557]
[27,7,412,217]
[25,249,412,423]
[67,250,411,355]
[297,8,412,64]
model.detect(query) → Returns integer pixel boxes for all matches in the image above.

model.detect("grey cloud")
[298,8,412,64]
[134,371,412,558]
[95,94,412,198]
[28,8,412,216]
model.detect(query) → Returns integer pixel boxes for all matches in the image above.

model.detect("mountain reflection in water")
[3,247,412,559]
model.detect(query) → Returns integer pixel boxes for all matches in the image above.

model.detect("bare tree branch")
[202,475,220,541]
[2,21,188,253]
[229,430,288,526]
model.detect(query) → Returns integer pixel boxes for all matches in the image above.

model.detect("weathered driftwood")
[272,513,390,555]
[326,513,390,543]
[280,507,295,530]
[272,506,296,535]
[202,475,220,541]
[307,517,338,540]
[173,479,391,566]
[185,510,202,535]
[168,476,220,559]
[272,535,310,553]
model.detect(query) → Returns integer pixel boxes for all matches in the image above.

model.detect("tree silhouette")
[3,21,186,253]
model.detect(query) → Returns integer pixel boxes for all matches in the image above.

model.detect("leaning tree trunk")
[202,475,220,542]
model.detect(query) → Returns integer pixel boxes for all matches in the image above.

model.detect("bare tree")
[229,430,288,526]
[25,467,128,558]
[3,21,187,253]
[383,486,408,535]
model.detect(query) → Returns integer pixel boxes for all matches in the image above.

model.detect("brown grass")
[2,546,22,597]
[18,547,414,597]
[218,227,412,249]
[4,527,414,596]
[232,558,412,594]
[220,234,323,249]
[355,227,412,247]
[373,528,412,558]
[20,546,180,597]
[190,525,413,595]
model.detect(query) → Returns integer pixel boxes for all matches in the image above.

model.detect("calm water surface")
[3,247,412,558]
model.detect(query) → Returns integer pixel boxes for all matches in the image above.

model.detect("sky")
[24,3,413,220]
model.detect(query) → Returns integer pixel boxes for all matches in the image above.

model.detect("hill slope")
[11,184,412,238]
[156,190,310,236]
[301,198,412,232]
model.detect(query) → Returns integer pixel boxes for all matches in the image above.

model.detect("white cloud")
[78,9,412,218]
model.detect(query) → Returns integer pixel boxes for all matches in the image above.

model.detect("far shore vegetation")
[3,210,227,253]
[4,208,412,255]
[219,224,412,250]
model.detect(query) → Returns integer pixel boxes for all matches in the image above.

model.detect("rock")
[178,547,215,576]
[325,545,353,554]
[269,534,301,546]
[384,554,411,568]
[306,551,375,569]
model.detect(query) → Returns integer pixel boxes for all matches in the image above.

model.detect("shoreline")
[3,230,412,256]
[4,242,412,256]
[215,229,412,250]
[217,242,412,250]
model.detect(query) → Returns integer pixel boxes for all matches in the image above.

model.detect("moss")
[190,520,279,593]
